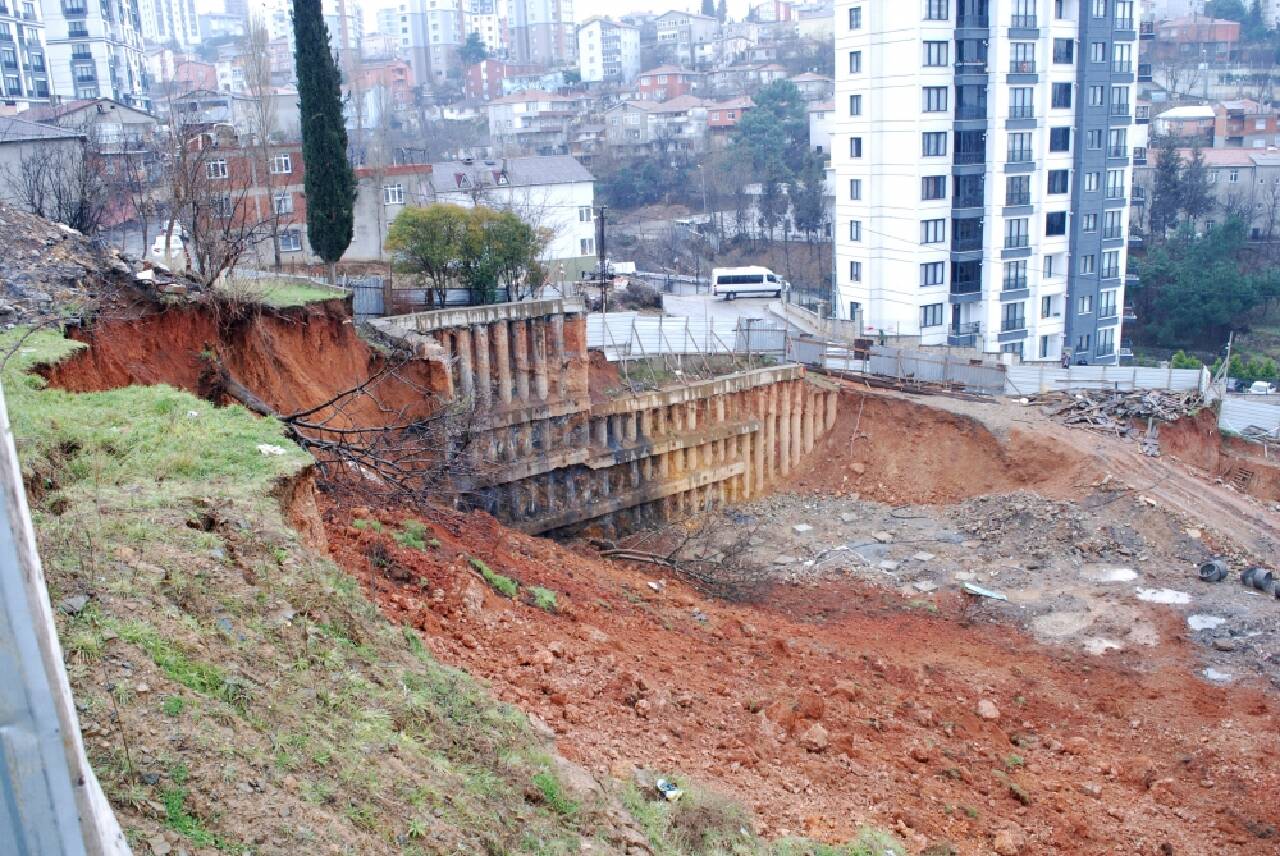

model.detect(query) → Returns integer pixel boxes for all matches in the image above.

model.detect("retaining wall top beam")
[590,365,809,416]
[372,299,586,336]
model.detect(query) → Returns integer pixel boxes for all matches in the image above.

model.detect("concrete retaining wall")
[375,300,840,535]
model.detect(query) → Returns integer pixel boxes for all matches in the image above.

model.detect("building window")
[849,178,862,200]
[1042,295,1059,317]
[1053,38,1074,64]
[1078,295,1093,315]
[1010,42,1035,73]
[849,260,862,281]
[206,159,228,180]
[1102,250,1121,278]
[1003,342,1025,359]
[1039,335,1052,359]
[1009,87,1034,119]
[921,303,944,327]
[925,0,948,20]
[1097,327,1116,357]
[1006,175,1030,206]
[1047,169,1069,194]
[1079,254,1096,275]
[1049,127,1070,152]
[920,219,946,244]
[850,220,861,241]
[383,184,405,205]
[272,191,292,214]
[850,136,863,157]
[922,175,947,200]
[1104,209,1123,239]
[848,6,861,28]
[1007,132,1032,163]
[848,50,861,73]
[270,154,292,174]
[1076,333,1091,353]
[923,86,948,112]
[1002,301,1026,332]
[920,263,945,287]
[1046,211,1066,236]
[1003,260,1028,290]
[923,41,948,67]
[1229,169,1240,183]
[1106,169,1125,199]
[1084,171,1100,191]
[579,206,594,221]
[1005,218,1029,249]
[1099,289,1118,318]
[849,94,861,115]
[922,132,947,156]
[1051,83,1072,109]
[581,238,595,255]
[280,229,302,252]
[1082,213,1097,232]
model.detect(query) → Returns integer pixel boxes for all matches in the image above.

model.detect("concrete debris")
[57,594,90,615]
[1030,389,1203,440]
[912,551,937,562]
[963,583,1008,601]
[976,699,1000,721]
[913,581,938,593]
[646,580,665,593]
[872,531,893,543]
[792,524,814,534]
[257,444,288,456]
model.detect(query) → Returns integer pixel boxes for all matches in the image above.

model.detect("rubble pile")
[1031,388,1203,449]
[0,203,203,327]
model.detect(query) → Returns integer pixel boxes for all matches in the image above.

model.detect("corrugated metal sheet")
[1219,396,1280,435]
[1004,365,1206,396]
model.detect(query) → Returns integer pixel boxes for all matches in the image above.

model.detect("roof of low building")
[639,65,701,77]
[789,72,832,82]
[1171,147,1258,166]
[427,155,593,194]
[1155,105,1216,120]
[0,116,84,144]
[16,98,155,124]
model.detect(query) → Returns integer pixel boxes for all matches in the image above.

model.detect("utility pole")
[596,204,608,314]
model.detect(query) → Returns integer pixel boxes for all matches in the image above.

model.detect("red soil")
[787,392,1097,505]
[327,502,1280,855]
[42,299,445,426]
[1161,409,1280,504]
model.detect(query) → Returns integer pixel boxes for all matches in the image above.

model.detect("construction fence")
[1004,364,1211,397]
[1219,396,1280,438]
[586,312,792,361]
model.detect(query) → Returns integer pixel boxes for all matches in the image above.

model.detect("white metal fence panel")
[587,313,744,360]
[1219,396,1280,436]
[1005,364,1207,396]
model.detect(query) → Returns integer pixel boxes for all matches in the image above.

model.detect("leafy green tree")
[733,80,808,179]
[385,203,469,306]
[790,153,828,241]
[293,0,355,282]
[1180,146,1215,222]
[1170,350,1204,369]
[1134,220,1270,347]
[1149,137,1183,236]
[459,31,489,66]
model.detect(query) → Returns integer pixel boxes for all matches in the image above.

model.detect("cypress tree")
[293,0,355,281]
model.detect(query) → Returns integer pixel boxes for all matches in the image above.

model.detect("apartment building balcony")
[1010,14,1036,29]
[1114,17,1135,32]
[1139,21,1154,39]
[1005,190,1030,207]
[955,59,988,75]
[1111,59,1133,74]
[1000,316,1027,334]
[1006,149,1033,165]
[1105,186,1126,201]
[1110,104,1131,119]
[1132,147,1147,166]
[1103,226,1124,241]
[1008,105,1034,120]
[1119,339,1135,360]
[956,104,988,120]
[1123,305,1138,322]
[1135,105,1150,124]
[1101,266,1121,281]
[956,13,989,29]
[1138,63,1152,82]
[1107,145,1128,160]
[955,149,986,165]
[948,322,981,347]
[1125,273,1140,289]
[953,192,984,210]
[950,280,982,303]
[0,58,15,70]
[952,234,983,253]
[1009,59,1035,74]
[61,0,87,15]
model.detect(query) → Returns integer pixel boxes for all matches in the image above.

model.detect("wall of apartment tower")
[832,0,1135,364]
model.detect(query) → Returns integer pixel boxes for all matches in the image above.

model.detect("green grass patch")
[218,277,346,308]
[394,519,439,550]
[162,786,239,851]
[351,517,383,532]
[162,696,186,717]
[531,770,578,817]
[469,557,518,599]
[115,620,250,711]
[528,586,558,612]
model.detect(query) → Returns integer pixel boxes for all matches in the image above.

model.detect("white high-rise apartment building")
[137,0,199,49]
[577,16,639,83]
[41,0,149,109]
[0,0,51,111]
[510,0,574,66]
[464,0,503,56]
[833,0,1138,364]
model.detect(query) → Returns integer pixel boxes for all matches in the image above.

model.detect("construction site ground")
[26,286,1280,855]
[328,385,1280,856]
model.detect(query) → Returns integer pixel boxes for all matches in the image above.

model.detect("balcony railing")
[1107,145,1127,158]
[1006,149,1033,163]
[955,150,986,165]
[1104,227,1123,240]
[957,14,989,27]
[952,235,983,252]
[1123,305,1138,321]
[1105,186,1126,200]
[1140,21,1155,38]
[1136,105,1150,121]
[1115,17,1134,30]
[1138,63,1152,81]
[1010,14,1036,28]
[954,193,984,208]
[1005,191,1030,206]
[1010,59,1035,74]
[1112,60,1132,73]
[1004,234,1030,249]
[948,322,981,346]
[1002,277,1028,291]
[1133,148,1147,165]
[1101,266,1121,280]
[61,0,87,14]
[951,280,982,296]
[956,104,987,119]
[1110,103,1131,117]
[0,59,15,70]
[1001,317,1027,333]
[956,60,988,73]
[1009,105,1034,119]
[1098,305,1119,320]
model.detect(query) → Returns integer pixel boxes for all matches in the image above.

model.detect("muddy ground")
[327,387,1280,856]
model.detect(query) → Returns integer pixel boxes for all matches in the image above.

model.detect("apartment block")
[40,0,149,110]
[0,0,50,112]
[833,0,1139,365]
[577,17,640,83]
[510,0,575,67]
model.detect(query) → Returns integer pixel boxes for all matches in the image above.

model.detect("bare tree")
[0,132,110,235]
[242,21,283,271]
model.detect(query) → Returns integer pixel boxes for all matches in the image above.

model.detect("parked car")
[711,266,788,300]
[1247,381,1277,395]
